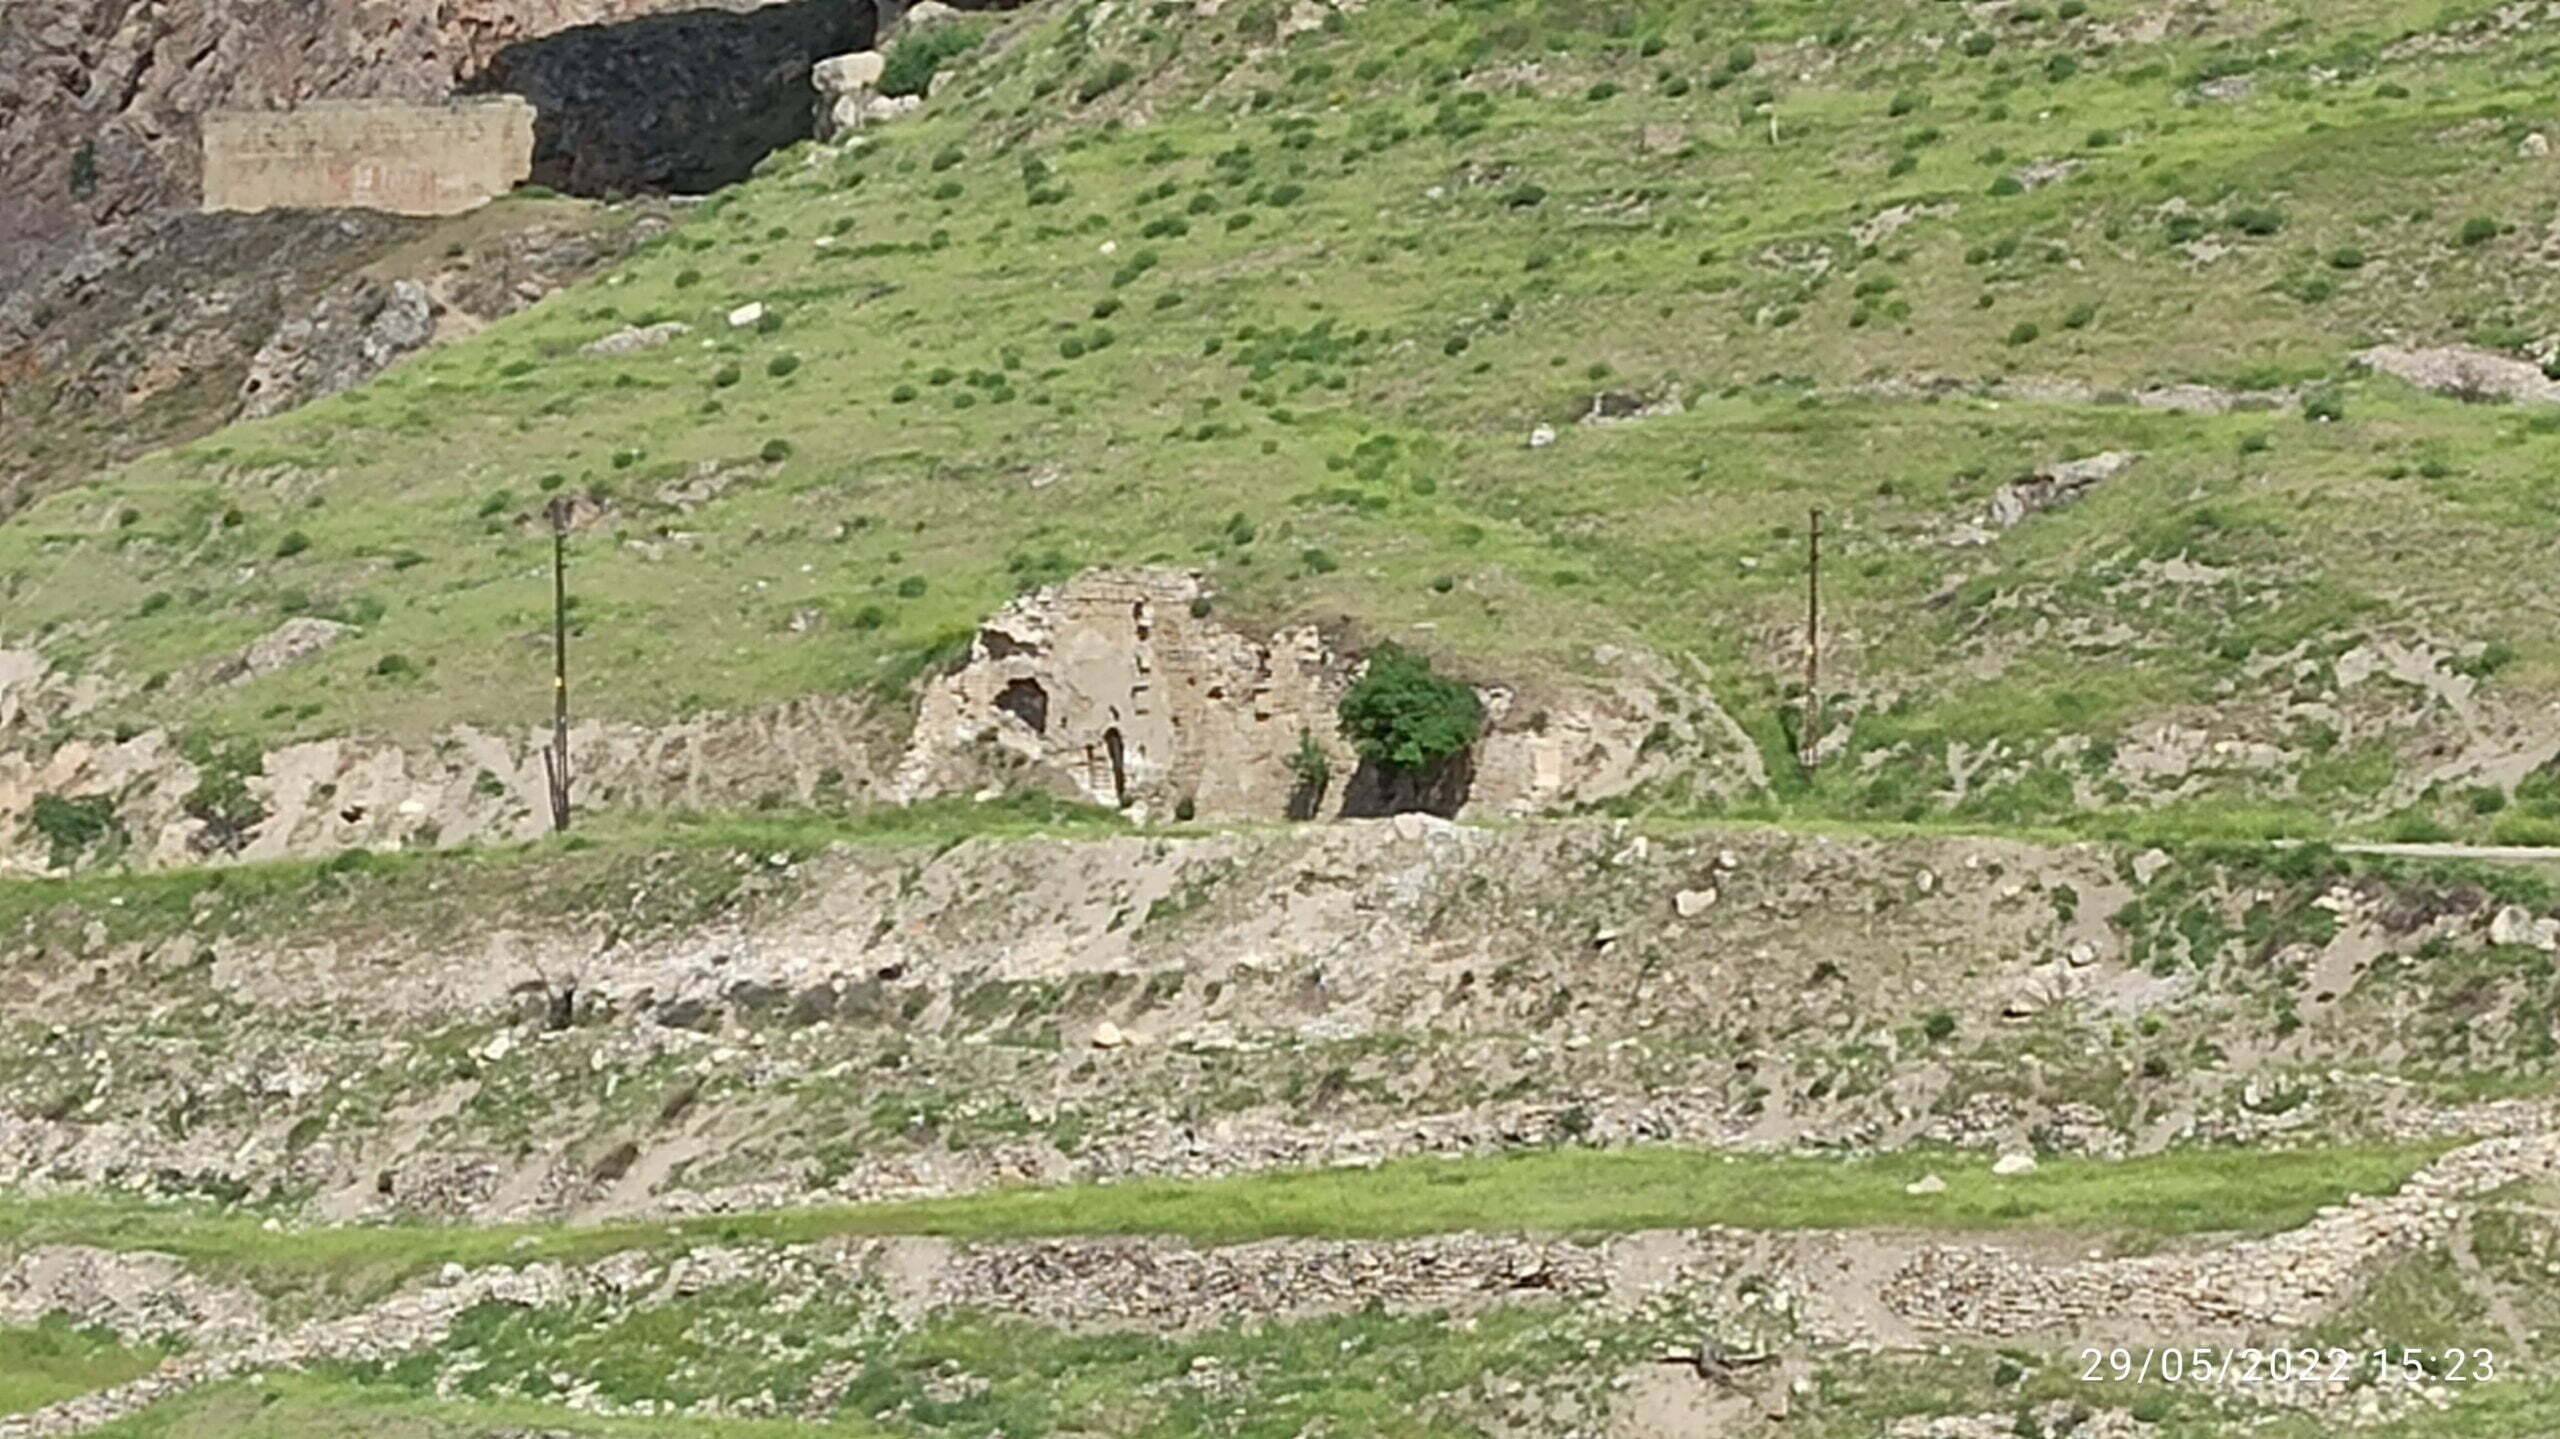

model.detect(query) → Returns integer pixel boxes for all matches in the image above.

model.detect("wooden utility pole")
[541,496,573,832]
[1801,507,1822,771]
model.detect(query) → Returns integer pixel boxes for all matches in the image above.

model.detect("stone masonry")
[201,100,536,216]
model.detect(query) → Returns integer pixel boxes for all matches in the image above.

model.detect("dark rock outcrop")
[471,0,868,197]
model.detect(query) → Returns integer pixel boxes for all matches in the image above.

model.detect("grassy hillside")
[17,0,2560,831]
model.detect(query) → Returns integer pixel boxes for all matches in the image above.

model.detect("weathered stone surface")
[2488,903,2560,951]
[894,569,1668,821]
[2355,344,2560,406]
[202,100,536,216]
[812,49,891,137]
[0,651,895,876]
[1950,452,2140,544]
[582,320,692,356]
[234,618,355,679]
[238,278,436,419]
[0,1247,266,1350]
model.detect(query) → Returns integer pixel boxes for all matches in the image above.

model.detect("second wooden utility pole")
[542,496,574,832]
[1801,507,1822,772]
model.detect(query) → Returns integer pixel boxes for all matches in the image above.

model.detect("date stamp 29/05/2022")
[2078,1348,2498,1386]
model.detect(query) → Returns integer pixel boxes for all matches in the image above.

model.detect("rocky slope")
[2,818,2549,1221]
[0,196,664,519]
[1,818,2557,1435]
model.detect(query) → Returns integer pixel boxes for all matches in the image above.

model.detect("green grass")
[0,1141,2448,1305]
[91,1298,1631,1438]
[0,1318,171,1416]
[0,793,1126,950]
[88,1344,2560,1439]
[83,1374,893,1437]
[751,1139,2445,1244]
[14,0,2560,835]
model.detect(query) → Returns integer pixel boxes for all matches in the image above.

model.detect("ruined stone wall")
[895,569,1682,822]
[201,100,537,216]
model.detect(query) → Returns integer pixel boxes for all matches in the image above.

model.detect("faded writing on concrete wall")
[202,100,537,216]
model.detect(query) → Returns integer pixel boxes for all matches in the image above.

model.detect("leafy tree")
[1337,644,1483,773]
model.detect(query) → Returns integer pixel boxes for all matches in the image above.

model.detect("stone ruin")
[200,100,537,217]
[893,569,1669,821]
[894,570,1352,819]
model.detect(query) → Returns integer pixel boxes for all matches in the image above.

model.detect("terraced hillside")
[11,0,2560,1433]
[2,816,2559,1436]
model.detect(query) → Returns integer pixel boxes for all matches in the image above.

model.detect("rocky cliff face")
[471,0,865,196]
[0,0,835,293]
[0,198,661,518]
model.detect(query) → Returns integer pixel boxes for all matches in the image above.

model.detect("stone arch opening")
[1102,727,1128,808]
[994,677,1049,735]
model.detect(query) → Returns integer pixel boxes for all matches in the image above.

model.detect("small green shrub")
[2227,205,2286,236]
[713,364,743,388]
[274,530,311,558]
[879,23,983,98]
[28,793,121,869]
[761,438,794,462]
[768,353,802,378]
[1337,643,1485,774]
[181,739,268,856]
[1077,58,1138,103]
[2458,216,2500,246]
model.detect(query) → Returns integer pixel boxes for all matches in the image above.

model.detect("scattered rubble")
[2354,344,2560,406]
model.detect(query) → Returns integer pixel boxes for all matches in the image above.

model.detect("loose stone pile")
[0,1247,265,1350]
[1881,1133,2560,1339]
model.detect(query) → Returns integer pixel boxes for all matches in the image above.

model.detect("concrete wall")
[201,100,536,216]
